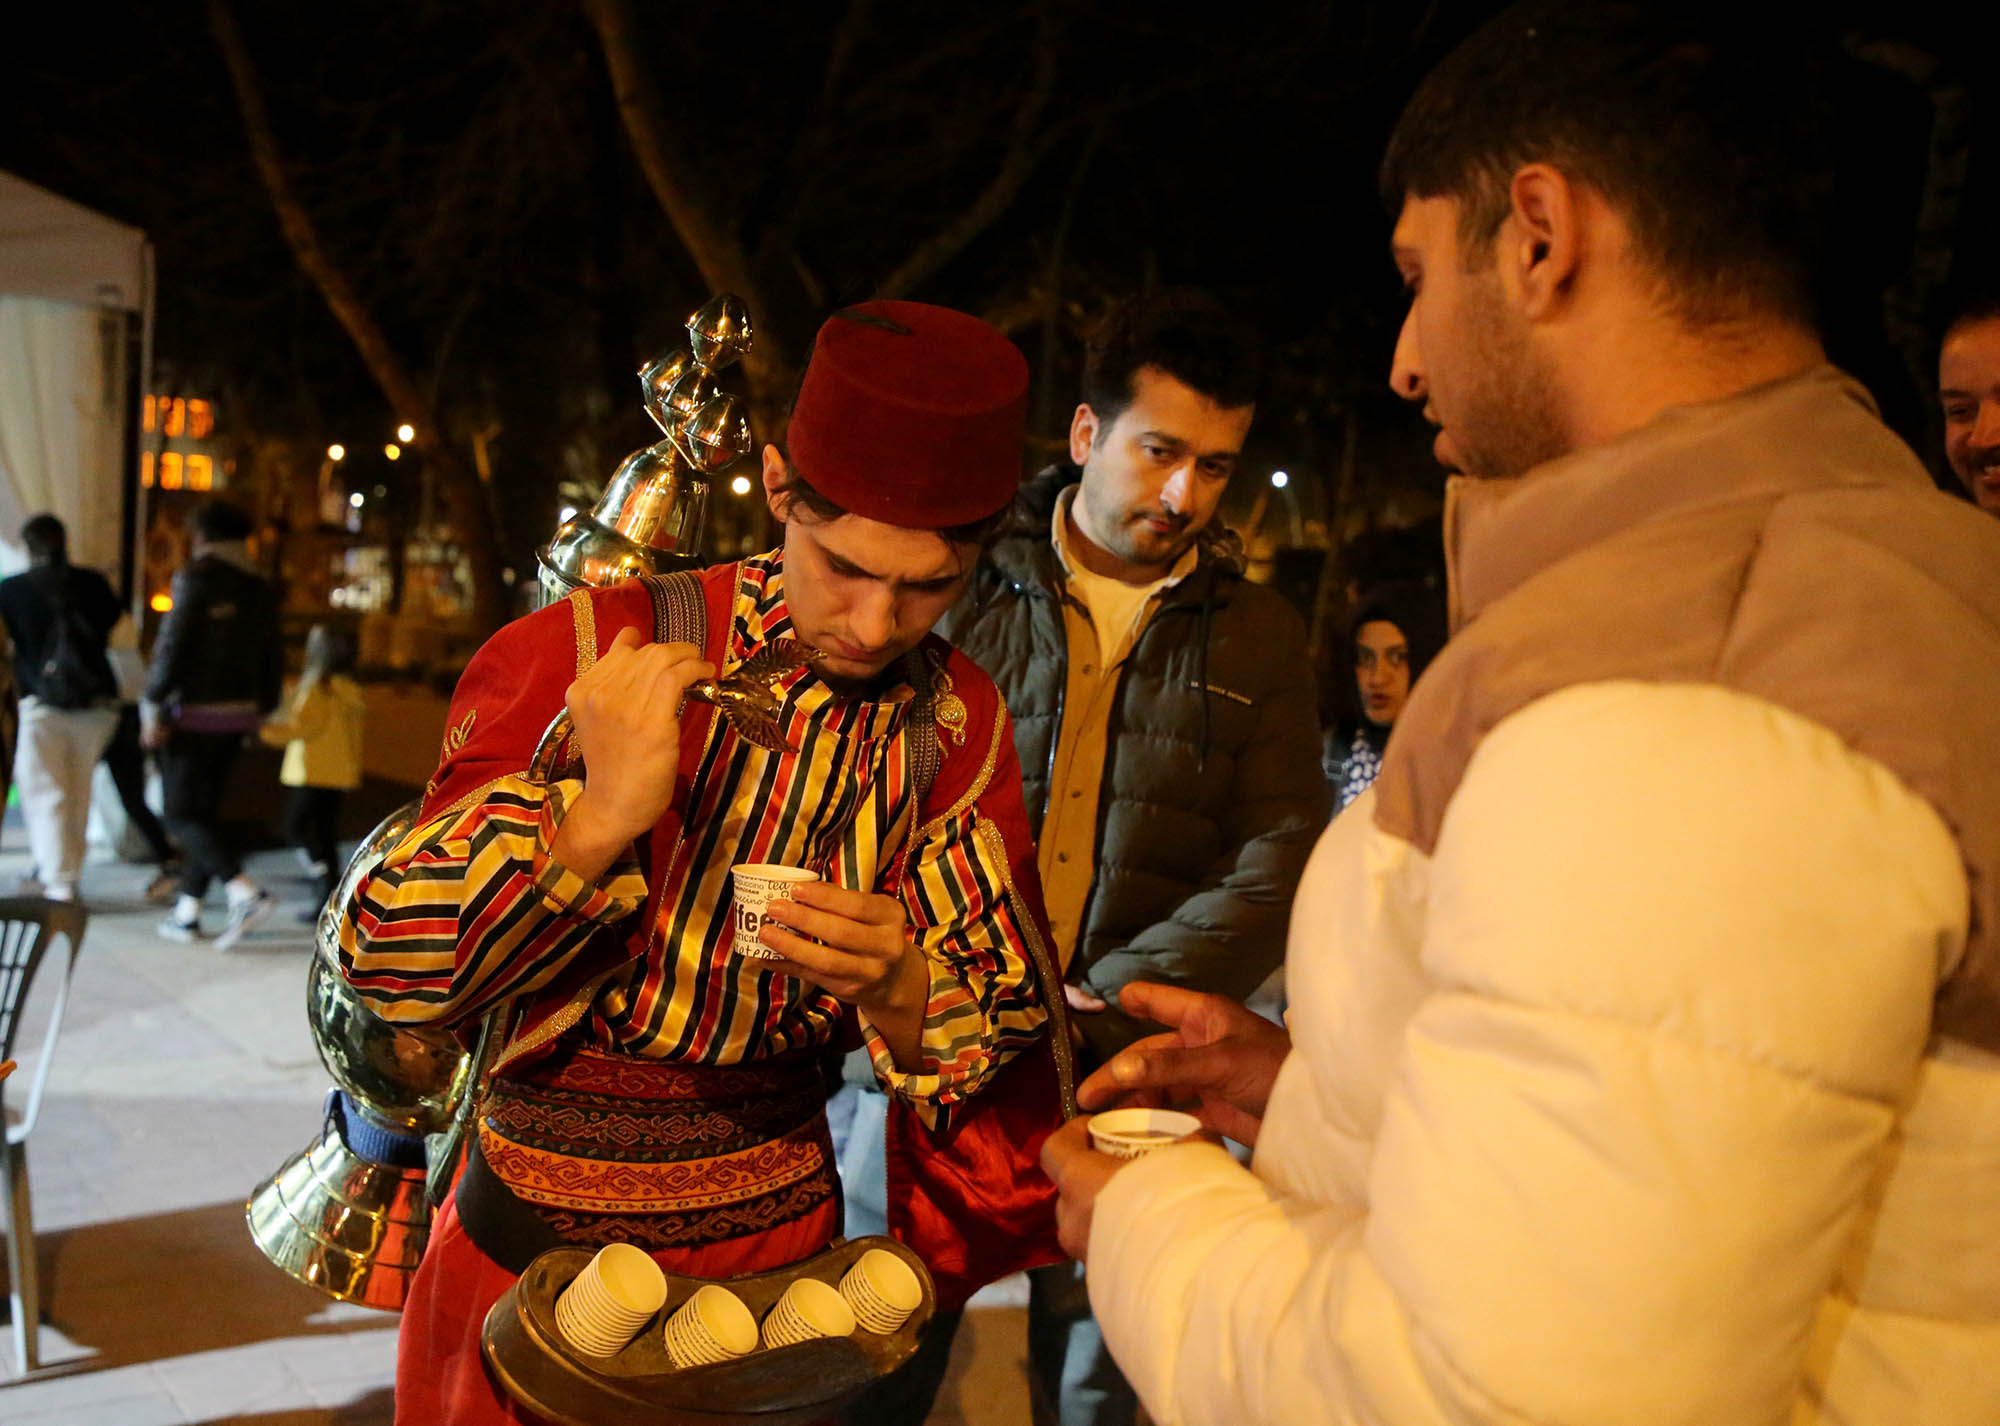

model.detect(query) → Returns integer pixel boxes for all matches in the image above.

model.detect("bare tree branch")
[578,0,793,417]
[872,8,1061,302]
[207,0,507,629]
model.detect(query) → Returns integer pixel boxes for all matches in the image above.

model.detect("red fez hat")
[787,300,1028,529]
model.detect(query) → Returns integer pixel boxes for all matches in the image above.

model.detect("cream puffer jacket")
[1086,369,2000,1426]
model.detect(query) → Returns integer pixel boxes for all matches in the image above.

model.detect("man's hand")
[139,704,167,750]
[1063,981,1106,1049]
[1078,982,1290,1147]
[550,626,714,882]
[1040,1116,1128,1262]
[761,882,928,1067]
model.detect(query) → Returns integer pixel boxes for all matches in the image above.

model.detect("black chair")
[0,896,86,1374]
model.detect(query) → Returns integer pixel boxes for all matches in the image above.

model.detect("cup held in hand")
[730,863,821,961]
[1087,1107,1202,1160]
[839,1247,923,1334]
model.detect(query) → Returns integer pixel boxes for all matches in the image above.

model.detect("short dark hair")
[770,455,1007,550]
[1379,0,1836,329]
[1080,289,1262,429]
[193,498,253,544]
[1942,290,2000,349]
[20,514,66,566]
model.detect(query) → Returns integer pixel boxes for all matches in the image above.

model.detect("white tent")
[0,170,151,587]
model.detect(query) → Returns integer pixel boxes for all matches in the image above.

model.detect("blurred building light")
[558,505,578,524]
[327,443,346,462]
[142,394,156,433]
[396,423,416,443]
[141,450,155,488]
[187,399,214,439]
[187,454,214,491]
[384,444,402,461]
[149,592,173,613]
[374,484,388,499]
[159,452,184,490]
[1270,470,1289,489]
[163,398,186,438]
[349,492,366,508]
[729,475,752,496]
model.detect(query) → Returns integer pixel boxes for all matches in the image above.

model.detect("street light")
[384,444,402,461]
[729,475,753,496]
[327,443,346,462]
[349,492,365,509]
[1271,470,1290,489]
[395,423,416,443]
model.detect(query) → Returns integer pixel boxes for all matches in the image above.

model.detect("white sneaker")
[157,914,205,944]
[44,883,75,903]
[215,889,277,951]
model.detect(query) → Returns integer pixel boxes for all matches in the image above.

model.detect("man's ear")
[761,444,791,524]
[1504,165,1581,321]
[1068,404,1099,467]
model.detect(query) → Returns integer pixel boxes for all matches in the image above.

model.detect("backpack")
[36,581,112,710]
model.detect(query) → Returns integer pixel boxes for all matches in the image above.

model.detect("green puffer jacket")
[938,465,1328,1062]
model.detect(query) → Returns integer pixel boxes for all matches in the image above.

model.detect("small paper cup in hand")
[730,864,821,961]
[553,1243,668,1358]
[839,1247,923,1334]
[1087,1107,1203,1160]
[760,1275,857,1349]
[663,1283,758,1368]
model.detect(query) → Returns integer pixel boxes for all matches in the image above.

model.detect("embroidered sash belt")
[473,1041,836,1255]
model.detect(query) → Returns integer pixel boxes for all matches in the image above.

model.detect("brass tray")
[481,1236,935,1426]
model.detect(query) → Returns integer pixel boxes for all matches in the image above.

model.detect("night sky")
[3,1,1994,589]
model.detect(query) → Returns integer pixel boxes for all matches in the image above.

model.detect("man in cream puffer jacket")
[1040,5,2000,1424]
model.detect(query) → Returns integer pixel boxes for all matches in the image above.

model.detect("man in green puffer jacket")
[838,290,1326,1426]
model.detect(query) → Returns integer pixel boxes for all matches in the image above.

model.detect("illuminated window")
[142,395,156,433]
[163,398,185,438]
[187,399,214,439]
[159,452,184,490]
[141,450,155,487]
[187,453,214,491]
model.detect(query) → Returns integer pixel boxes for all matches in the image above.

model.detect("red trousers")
[394,1195,839,1425]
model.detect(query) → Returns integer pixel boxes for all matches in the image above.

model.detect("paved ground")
[0,685,1035,1424]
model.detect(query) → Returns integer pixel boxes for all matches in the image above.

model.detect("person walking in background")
[142,498,283,949]
[1322,580,1446,812]
[1938,290,2000,516]
[100,613,180,895]
[260,623,364,918]
[0,514,123,902]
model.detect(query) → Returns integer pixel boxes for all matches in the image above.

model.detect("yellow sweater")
[260,674,365,790]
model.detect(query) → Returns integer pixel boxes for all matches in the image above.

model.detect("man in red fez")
[338,300,1070,1426]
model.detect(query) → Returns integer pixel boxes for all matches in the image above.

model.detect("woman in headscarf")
[1324,580,1446,812]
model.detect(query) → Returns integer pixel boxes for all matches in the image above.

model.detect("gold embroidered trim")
[913,703,1005,846]
[972,816,1077,1119]
[925,648,969,747]
[569,588,598,677]
[487,969,618,1080]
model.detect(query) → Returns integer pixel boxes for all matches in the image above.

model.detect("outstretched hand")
[1077,982,1290,1147]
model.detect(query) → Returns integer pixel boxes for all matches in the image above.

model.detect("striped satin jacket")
[339,553,1054,1129]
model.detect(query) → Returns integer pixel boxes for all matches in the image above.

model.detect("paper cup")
[553,1243,668,1358]
[663,1283,758,1368]
[730,864,821,960]
[1087,1107,1202,1160]
[839,1247,923,1335]
[760,1275,857,1349]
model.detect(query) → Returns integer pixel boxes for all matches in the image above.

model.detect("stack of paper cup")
[1086,1107,1202,1160]
[838,1248,923,1334]
[760,1276,857,1348]
[553,1243,668,1358]
[730,864,821,960]
[662,1284,758,1368]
